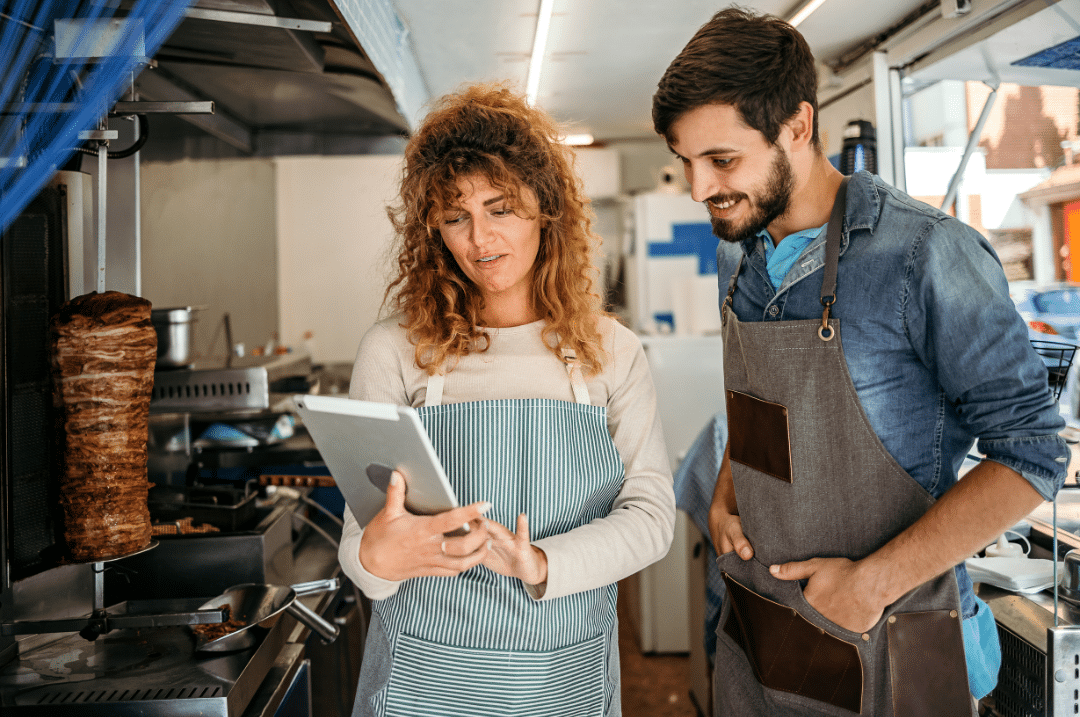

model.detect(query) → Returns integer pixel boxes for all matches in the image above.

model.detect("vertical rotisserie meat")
[50,291,157,561]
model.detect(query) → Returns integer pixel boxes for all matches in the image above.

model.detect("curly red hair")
[384,83,608,376]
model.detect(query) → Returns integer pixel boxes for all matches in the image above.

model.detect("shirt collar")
[738,170,882,260]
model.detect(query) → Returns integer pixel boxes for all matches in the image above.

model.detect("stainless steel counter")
[0,495,357,717]
[980,583,1080,717]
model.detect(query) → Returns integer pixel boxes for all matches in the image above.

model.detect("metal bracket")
[184,8,332,33]
[1048,625,1080,716]
[1,606,227,638]
[111,100,214,115]
[78,129,119,140]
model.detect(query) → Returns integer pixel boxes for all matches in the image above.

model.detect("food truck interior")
[6,1,1080,716]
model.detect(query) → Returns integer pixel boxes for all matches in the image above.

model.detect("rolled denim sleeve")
[905,217,1068,500]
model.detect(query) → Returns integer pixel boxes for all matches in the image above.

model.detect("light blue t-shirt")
[759,223,827,290]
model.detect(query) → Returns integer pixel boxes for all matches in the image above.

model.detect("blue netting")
[0,0,193,234]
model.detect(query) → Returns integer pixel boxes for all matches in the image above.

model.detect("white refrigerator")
[626,190,725,676]
[629,190,721,337]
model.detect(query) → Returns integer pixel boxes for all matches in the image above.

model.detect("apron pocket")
[384,632,608,717]
[726,389,793,482]
[722,571,863,714]
[887,610,972,717]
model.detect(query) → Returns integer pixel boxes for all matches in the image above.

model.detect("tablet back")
[292,394,459,526]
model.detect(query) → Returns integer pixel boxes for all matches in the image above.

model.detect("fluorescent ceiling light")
[560,133,594,145]
[788,0,828,27]
[526,0,556,105]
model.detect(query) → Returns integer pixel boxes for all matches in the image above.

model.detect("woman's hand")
[482,513,548,587]
[359,471,492,581]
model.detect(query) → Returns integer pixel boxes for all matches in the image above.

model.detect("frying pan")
[195,578,341,653]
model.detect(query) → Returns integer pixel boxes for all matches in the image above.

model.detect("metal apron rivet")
[888,616,896,624]
[861,633,870,642]
[950,610,958,619]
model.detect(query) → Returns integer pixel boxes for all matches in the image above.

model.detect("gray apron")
[715,179,972,716]
[355,353,625,717]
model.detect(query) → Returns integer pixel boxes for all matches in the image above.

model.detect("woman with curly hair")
[338,83,675,717]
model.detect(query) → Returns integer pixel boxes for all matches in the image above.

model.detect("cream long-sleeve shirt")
[336,314,675,601]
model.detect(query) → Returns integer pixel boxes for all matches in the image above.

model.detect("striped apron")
[354,355,626,717]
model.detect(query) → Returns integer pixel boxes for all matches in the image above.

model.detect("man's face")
[668,103,794,243]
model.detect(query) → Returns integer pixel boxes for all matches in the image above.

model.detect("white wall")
[981,168,1051,229]
[141,158,279,363]
[907,80,969,147]
[275,155,403,364]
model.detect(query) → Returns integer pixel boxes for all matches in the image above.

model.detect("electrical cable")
[291,510,340,549]
[74,113,149,159]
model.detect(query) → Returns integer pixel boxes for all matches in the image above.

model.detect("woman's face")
[439,174,542,321]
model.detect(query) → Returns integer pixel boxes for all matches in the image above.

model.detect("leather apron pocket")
[887,610,971,717]
[722,572,863,713]
[726,390,793,483]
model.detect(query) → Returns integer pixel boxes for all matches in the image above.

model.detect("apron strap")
[425,371,445,407]
[561,348,592,406]
[723,256,744,322]
[722,177,850,341]
[818,177,849,342]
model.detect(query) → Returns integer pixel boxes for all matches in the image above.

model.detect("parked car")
[1011,282,1080,420]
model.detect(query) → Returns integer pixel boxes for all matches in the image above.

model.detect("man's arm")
[708,444,755,560]
[771,459,1044,633]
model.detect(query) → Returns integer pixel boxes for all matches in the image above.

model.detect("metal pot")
[194,578,340,653]
[151,306,198,369]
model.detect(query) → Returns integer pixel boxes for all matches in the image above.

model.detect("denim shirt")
[718,170,1069,617]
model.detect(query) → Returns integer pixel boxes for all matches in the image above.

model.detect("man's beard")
[708,148,795,244]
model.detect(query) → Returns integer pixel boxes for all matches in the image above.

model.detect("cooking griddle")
[0,595,289,716]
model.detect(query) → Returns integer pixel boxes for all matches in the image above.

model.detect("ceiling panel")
[393,0,931,141]
[907,0,1080,88]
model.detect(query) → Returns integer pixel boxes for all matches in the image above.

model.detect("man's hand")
[708,447,754,559]
[359,471,492,581]
[709,506,754,560]
[482,513,548,587]
[770,557,884,633]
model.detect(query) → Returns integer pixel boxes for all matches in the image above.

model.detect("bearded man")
[654,7,1068,716]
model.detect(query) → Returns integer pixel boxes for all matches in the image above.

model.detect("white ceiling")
[391,0,935,141]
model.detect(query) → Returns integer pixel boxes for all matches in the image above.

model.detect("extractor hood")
[133,0,412,159]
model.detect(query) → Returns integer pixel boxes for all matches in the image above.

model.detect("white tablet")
[292,394,460,527]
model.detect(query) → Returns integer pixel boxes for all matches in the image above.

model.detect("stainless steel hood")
[133,0,411,159]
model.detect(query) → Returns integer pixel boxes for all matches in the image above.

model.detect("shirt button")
[768,306,779,316]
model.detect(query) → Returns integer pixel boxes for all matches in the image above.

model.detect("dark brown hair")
[652,6,820,149]
[384,83,607,375]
